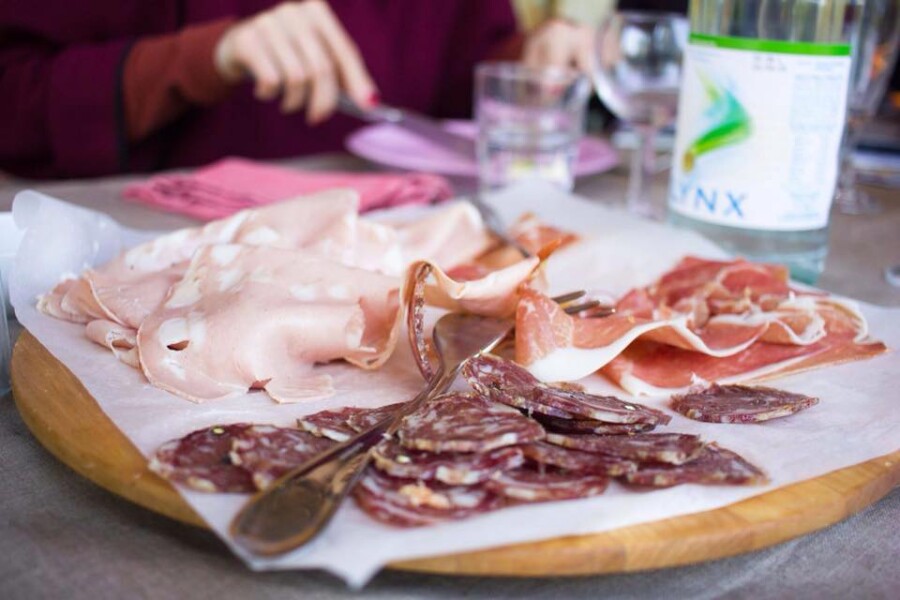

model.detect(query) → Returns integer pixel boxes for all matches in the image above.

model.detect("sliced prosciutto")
[517,256,886,393]
[137,244,402,403]
[603,299,886,395]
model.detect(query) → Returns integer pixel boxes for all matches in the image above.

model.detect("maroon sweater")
[0,1,517,178]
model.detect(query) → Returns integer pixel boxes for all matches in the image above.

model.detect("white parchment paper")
[11,184,899,587]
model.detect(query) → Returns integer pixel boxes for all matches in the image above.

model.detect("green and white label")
[669,34,851,231]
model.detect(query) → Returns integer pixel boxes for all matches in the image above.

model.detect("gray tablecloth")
[1,158,898,599]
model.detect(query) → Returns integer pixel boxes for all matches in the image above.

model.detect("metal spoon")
[230,312,516,556]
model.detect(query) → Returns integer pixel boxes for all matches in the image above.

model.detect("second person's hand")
[214,0,378,123]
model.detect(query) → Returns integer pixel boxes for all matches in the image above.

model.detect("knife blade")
[337,95,476,159]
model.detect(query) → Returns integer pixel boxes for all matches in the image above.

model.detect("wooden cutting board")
[11,330,900,576]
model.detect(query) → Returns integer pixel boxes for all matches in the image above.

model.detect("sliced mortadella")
[38,189,363,327]
[137,244,402,403]
[395,202,493,270]
[422,257,541,318]
[85,319,140,368]
[37,278,108,324]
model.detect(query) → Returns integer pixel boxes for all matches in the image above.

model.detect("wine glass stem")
[627,126,657,218]
[838,116,862,194]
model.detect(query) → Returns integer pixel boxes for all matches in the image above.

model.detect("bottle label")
[669,33,851,231]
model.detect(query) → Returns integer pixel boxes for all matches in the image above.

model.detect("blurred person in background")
[0,0,595,179]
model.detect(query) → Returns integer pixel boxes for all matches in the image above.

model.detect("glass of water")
[593,11,688,218]
[475,62,590,192]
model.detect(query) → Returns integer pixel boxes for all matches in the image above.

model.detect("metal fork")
[231,312,516,556]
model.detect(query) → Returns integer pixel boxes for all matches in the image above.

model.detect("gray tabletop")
[1,157,898,599]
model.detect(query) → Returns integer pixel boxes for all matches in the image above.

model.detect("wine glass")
[835,0,900,215]
[593,11,689,219]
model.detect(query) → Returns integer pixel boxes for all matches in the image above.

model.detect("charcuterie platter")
[8,185,899,584]
[11,333,900,574]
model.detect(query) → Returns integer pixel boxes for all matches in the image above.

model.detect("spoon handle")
[231,366,456,556]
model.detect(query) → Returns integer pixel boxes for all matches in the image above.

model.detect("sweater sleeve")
[0,18,234,178]
[123,18,235,142]
[0,37,132,178]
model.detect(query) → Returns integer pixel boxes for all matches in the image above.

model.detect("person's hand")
[522,19,595,73]
[214,0,377,123]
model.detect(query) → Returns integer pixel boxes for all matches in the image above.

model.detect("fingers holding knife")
[214,0,379,123]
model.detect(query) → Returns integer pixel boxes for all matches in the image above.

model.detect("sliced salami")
[352,467,502,527]
[404,261,437,381]
[545,432,705,465]
[625,443,768,487]
[347,402,407,432]
[372,440,524,485]
[486,465,609,502]
[297,407,360,442]
[149,424,255,493]
[520,441,637,476]
[230,425,336,490]
[463,354,671,425]
[398,393,545,453]
[533,414,657,435]
[670,383,819,424]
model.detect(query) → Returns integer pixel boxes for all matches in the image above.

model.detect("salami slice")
[545,432,705,465]
[149,424,256,493]
[399,393,545,453]
[297,407,360,442]
[670,383,819,423]
[520,441,637,476]
[347,402,407,432]
[230,425,335,490]
[625,443,768,487]
[352,467,502,527]
[463,354,671,425]
[372,440,524,485]
[486,465,609,502]
[533,414,656,435]
[404,261,437,381]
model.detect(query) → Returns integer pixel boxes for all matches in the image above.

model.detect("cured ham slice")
[603,299,886,395]
[508,212,580,257]
[517,256,885,392]
[137,244,402,403]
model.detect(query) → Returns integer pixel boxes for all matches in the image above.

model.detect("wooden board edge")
[11,331,206,528]
[11,330,900,577]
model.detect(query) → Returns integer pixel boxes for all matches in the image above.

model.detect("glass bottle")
[668,0,861,283]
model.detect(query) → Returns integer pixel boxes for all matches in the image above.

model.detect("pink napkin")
[123,157,454,220]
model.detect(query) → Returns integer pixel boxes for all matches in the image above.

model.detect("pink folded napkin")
[123,157,454,220]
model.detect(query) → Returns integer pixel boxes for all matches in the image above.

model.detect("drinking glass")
[475,62,591,192]
[593,11,688,218]
[835,0,900,215]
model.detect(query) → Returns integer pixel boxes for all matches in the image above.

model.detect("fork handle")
[230,365,456,556]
